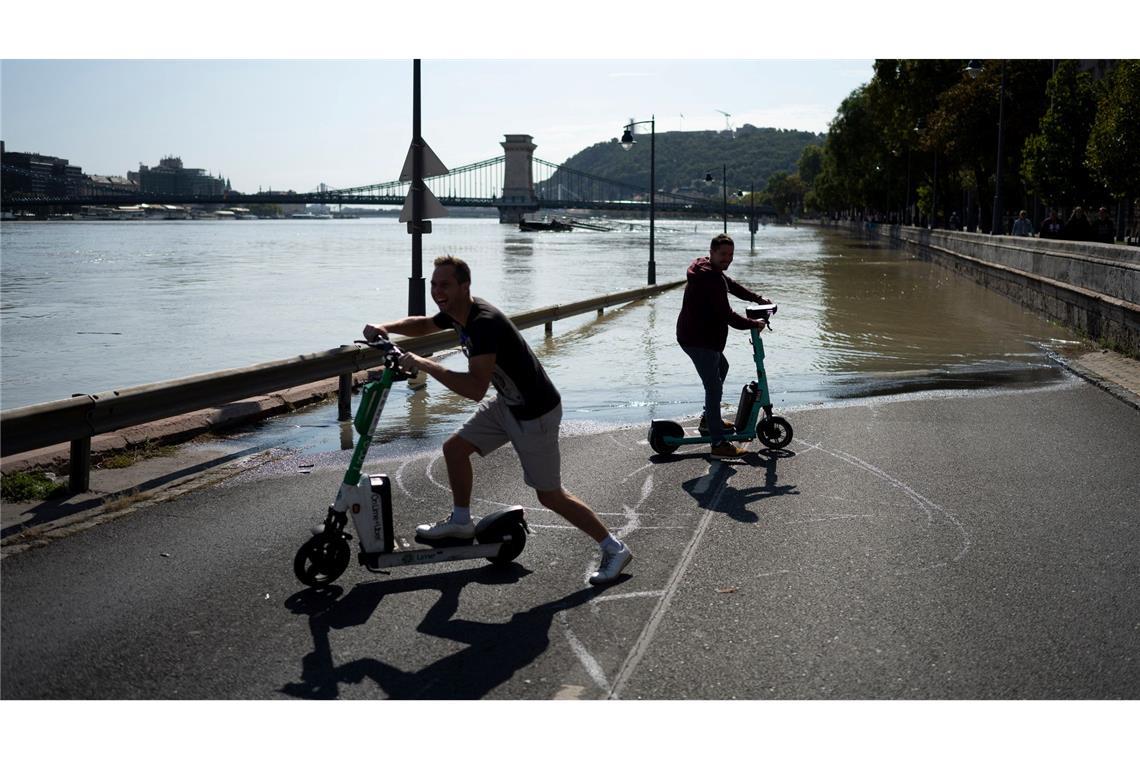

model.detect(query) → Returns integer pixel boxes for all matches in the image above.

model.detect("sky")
[1,59,873,192]
[4,0,1118,196]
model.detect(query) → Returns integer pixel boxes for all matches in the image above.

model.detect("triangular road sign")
[399,140,449,182]
[398,185,449,223]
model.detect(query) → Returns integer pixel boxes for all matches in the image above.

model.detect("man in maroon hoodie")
[676,233,771,459]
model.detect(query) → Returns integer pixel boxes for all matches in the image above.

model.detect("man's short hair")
[433,255,471,284]
[710,233,734,250]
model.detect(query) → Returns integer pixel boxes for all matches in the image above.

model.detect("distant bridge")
[1,134,776,221]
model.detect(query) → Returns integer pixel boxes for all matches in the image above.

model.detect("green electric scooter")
[648,304,793,455]
[293,337,528,588]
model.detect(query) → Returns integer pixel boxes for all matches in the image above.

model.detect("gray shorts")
[457,397,563,492]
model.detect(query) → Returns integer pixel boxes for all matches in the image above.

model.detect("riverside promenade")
[2,352,1138,700]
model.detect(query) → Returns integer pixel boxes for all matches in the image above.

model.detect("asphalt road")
[3,380,1138,699]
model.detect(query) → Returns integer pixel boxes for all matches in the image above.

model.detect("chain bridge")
[2,134,775,221]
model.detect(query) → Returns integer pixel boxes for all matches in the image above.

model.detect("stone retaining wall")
[853,222,1139,357]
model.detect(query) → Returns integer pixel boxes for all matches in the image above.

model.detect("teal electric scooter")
[648,304,793,455]
[293,337,528,587]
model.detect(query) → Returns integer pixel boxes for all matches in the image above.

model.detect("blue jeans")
[681,345,730,442]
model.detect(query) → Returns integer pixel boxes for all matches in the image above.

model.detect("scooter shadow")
[281,563,617,699]
[674,448,799,523]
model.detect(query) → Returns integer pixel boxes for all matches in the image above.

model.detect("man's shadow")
[281,563,611,699]
[658,448,798,523]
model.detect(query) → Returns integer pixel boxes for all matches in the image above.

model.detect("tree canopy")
[795,59,1134,235]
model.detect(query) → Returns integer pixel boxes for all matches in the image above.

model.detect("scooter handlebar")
[745,302,777,329]
[354,337,406,371]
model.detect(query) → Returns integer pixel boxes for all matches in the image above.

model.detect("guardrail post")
[338,372,352,421]
[545,321,553,335]
[69,437,91,493]
[68,394,91,493]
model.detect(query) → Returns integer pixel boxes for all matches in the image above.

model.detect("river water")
[1,217,1079,452]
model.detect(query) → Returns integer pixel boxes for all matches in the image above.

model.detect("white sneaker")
[415,516,476,541]
[589,544,633,585]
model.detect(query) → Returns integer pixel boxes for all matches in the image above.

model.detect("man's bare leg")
[536,487,609,542]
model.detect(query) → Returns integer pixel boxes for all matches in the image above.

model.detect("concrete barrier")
[857,223,1139,357]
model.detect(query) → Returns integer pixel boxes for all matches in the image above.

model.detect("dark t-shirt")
[432,297,561,420]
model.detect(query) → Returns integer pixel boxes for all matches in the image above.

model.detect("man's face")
[709,242,735,271]
[430,264,470,314]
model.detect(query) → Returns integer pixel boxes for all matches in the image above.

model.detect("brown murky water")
[1,219,1080,449]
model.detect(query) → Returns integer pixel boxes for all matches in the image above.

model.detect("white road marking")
[798,440,972,563]
[608,472,728,699]
[558,613,610,692]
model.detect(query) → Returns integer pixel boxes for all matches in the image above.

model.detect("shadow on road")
[280,563,609,699]
[676,448,798,522]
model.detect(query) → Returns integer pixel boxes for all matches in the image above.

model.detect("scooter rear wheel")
[485,522,527,566]
[648,420,685,455]
[294,533,351,587]
[758,416,793,449]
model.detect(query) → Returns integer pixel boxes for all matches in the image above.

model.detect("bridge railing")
[1,280,684,491]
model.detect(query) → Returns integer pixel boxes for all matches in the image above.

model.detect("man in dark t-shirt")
[363,255,632,585]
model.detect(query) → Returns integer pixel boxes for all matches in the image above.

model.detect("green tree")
[1021,60,1099,207]
[1087,60,1140,205]
[798,144,824,187]
[765,171,807,217]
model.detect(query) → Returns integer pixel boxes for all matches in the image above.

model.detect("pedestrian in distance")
[1012,210,1034,237]
[676,233,772,460]
[1092,206,1115,244]
[1063,206,1094,242]
[1040,208,1064,239]
[949,211,961,231]
[363,255,632,585]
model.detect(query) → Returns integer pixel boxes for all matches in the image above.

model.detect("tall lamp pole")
[749,181,755,251]
[621,117,656,285]
[705,164,727,232]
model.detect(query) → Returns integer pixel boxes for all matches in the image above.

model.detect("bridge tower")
[497,134,539,224]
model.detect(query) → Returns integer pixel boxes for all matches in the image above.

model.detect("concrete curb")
[1051,353,1140,412]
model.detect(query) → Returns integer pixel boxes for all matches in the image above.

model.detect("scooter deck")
[413,534,476,548]
[361,541,502,571]
[668,430,757,445]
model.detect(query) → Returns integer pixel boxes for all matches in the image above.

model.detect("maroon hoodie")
[676,256,763,351]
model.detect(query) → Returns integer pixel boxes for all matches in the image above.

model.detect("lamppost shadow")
[280,563,610,699]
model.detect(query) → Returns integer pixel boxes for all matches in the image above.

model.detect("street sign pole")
[408,59,426,316]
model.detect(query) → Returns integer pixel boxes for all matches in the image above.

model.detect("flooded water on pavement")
[1,217,1079,454]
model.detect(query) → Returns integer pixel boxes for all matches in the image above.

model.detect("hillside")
[542,124,823,198]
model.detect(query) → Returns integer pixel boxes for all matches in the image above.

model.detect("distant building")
[1,142,86,197]
[136,156,230,196]
[89,175,139,194]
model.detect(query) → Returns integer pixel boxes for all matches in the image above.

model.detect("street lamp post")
[621,116,656,285]
[749,182,755,251]
[966,59,1006,235]
[705,164,727,232]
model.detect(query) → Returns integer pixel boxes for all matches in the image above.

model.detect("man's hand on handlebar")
[751,318,769,331]
[363,323,389,342]
[397,352,424,374]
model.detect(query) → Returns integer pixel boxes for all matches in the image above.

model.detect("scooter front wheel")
[294,532,351,587]
[758,416,793,449]
[648,420,685,455]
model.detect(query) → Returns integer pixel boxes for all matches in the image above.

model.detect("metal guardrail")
[1,280,684,488]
